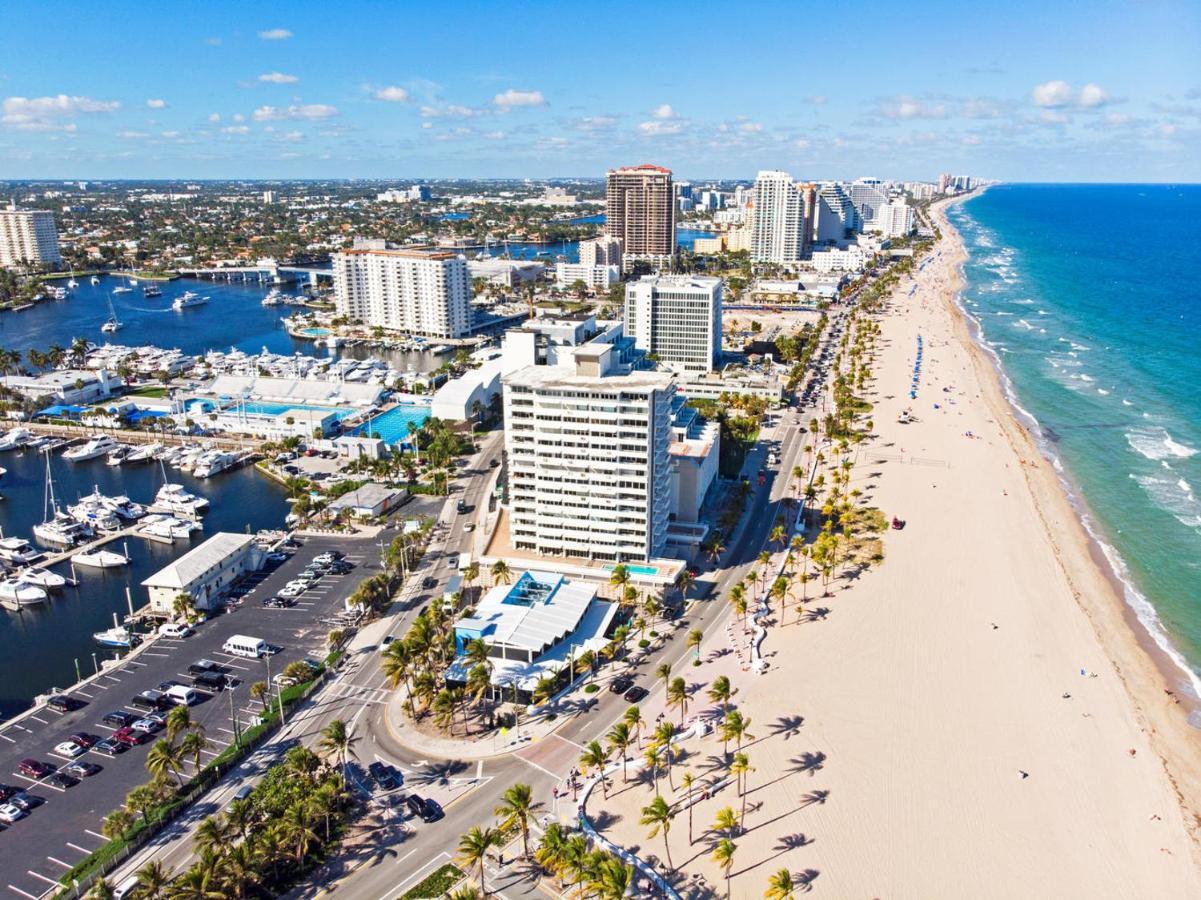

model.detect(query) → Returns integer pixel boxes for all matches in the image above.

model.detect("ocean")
[951,184,1201,703]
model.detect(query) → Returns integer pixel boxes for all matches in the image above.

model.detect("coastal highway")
[104,309,848,898]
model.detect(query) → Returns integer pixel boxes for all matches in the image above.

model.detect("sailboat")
[67,277,78,289]
[112,274,133,294]
[32,455,93,547]
[101,293,122,334]
[90,275,100,285]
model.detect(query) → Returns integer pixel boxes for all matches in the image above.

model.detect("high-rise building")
[750,171,812,265]
[332,245,471,338]
[872,200,916,238]
[262,190,277,204]
[0,204,61,269]
[848,178,890,228]
[503,343,675,562]
[579,236,623,269]
[813,183,860,244]
[624,275,722,373]
[606,164,676,262]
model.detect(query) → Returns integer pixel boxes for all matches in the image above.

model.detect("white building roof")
[457,571,598,654]
[142,532,255,591]
[205,374,383,408]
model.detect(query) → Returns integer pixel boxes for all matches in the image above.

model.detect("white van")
[165,685,199,706]
[222,634,268,659]
[113,875,140,900]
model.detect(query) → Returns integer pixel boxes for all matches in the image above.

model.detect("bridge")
[174,259,333,287]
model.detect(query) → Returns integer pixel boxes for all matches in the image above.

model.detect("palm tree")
[215,842,259,899]
[193,815,230,861]
[643,744,663,795]
[494,783,541,859]
[687,627,703,661]
[249,681,269,710]
[732,752,754,822]
[457,826,500,895]
[639,795,676,872]
[713,805,740,838]
[85,879,116,900]
[623,704,644,748]
[166,706,197,744]
[179,730,208,774]
[318,718,356,785]
[134,860,171,899]
[713,838,738,899]
[667,676,689,725]
[535,822,569,878]
[608,563,630,599]
[281,803,321,864]
[707,675,732,715]
[447,889,483,900]
[146,738,184,787]
[770,575,790,619]
[655,662,672,693]
[765,868,797,900]
[579,740,610,798]
[590,855,634,900]
[681,772,697,845]
[102,807,134,840]
[381,641,417,716]
[722,709,753,754]
[606,722,634,782]
[489,559,512,586]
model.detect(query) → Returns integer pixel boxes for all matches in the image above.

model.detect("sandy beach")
[588,194,1201,898]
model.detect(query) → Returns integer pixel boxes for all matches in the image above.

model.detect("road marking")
[552,733,584,750]
[28,716,48,725]
[143,652,170,658]
[25,871,57,886]
[45,858,70,870]
[66,843,91,855]
[84,829,106,841]
[513,754,558,779]
[0,734,15,743]
[476,760,484,781]
[7,885,39,899]
[73,689,94,699]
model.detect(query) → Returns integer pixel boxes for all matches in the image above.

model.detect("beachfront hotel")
[751,170,813,265]
[605,164,676,266]
[331,241,471,339]
[502,343,675,563]
[0,203,61,269]
[624,274,723,373]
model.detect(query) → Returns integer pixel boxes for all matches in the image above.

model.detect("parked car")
[46,694,84,713]
[113,728,150,746]
[17,760,53,779]
[187,660,222,676]
[45,773,78,790]
[159,622,193,638]
[131,718,162,734]
[102,710,136,728]
[63,761,101,779]
[368,761,401,791]
[70,732,100,749]
[53,741,85,758]
[93,739,126,756]
[7,792,39,811]
[0,784,17,802]
[0,804,25,824]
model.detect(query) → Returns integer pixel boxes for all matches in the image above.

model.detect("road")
[104,308,851,899]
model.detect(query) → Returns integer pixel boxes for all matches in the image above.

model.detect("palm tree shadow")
[800,607,830,624]
[770,714,804,740]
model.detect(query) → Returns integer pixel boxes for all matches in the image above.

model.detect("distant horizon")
[4,178,1201,187]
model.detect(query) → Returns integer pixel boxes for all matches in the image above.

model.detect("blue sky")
[1,0,1198,181]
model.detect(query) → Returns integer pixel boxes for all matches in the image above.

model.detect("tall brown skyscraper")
[605,164,675,260]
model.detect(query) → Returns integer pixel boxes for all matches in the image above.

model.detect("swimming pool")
[235,401,358,421]
[351,403,430,444]
[604,563,660,577]
[299,327,332,337]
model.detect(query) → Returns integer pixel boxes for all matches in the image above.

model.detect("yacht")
[140,514,197,540]
[261,289,283,306]
[193,451,236,478]
[129,277,139,286]
[18,567,66,590]
[172,292,208,311]
[126,442,162,463]
[106,445,131,466]
[46,286,68,300]
[90,275,100,285]
[0,427,33,451]
[0,578,48,610]
[0,537,44,566]
[112,285,132,294]
[154,482,209,515]
[93,625,137,649]
[68,488,122,532]
[103,494,145,521]
[143,284,162,298]
[34,456,94,547]
[63,435,118,462]
[72,548,129,569]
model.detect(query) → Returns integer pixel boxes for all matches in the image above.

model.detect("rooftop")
[142,532,255,590]
[503,363,674,392]
[327,482,402,511]
[456,570,599,654]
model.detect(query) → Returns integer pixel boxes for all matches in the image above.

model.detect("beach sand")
[588,196,1201,898]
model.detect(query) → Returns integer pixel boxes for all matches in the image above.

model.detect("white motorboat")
[172,292,208,311]
[112,286,132,294]
[129,277,138,286]
[67,278,78,289]
[143,284,162,298]
[106,445,131,466]
[126,442,162,463]
[101,292,122,333]
[0,578,47,610]
[0,427,33,452]
[93,625,137,648]
[46,286,68,300]
[140,514,196,540]
[68,488,122,532]
[18,567,66,590]
[72,549,129,568]
[103,494,144,521]
[63,435,118,462]
[155,483,209,514]
[90,275,100,285]
[193,451,236,478]
[0,537,44,566]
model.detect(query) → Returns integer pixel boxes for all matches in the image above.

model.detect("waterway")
[0,447,290,719]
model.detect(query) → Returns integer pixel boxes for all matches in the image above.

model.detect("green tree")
[457,826,500,895]
[639,795,676,872]
[494,783,542,859]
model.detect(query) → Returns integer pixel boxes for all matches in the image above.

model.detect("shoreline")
[933,192,1201,852]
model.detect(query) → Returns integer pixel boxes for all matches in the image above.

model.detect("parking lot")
[0,533,383,900]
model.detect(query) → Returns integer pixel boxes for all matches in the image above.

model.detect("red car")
[112,727,150,746]
[17,759,54,779]
[70,732,100,749]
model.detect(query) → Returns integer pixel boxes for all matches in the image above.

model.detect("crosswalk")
[323,680,391,706]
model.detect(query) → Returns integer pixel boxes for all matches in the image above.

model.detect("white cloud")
[638,119,684,136]
[419,105,440,118]
[232,113,245,122]
[258,28,292,40]
[221,125,250,134]
[653,103,675,119]
[493,88,545,108]
[576,115,617,131]
[161,130,180,138]
[373,86,410,102]
[739,122,763,133]
[879,96,947,119]
[2,94,120,131]
[1079,83,1110,108]
[419,104,484,118]
[483,130,507,140]
[962,134,982,145]
[208,113,221,123]
[1158,123,1179,137]
[1032,80,1074,108]
[253,104,338,121]
[421,121,433,129]
[278,130,305,143]
[793,138,811,149]
[259,72,299,85]
[205,37,222,46]
[806,95,827,106]
[145,98,167,109]
[117,130,148,139]
[1103,111,1129,127]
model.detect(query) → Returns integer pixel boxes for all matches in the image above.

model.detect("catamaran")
[33,456,93,547]
[101,293,122,334]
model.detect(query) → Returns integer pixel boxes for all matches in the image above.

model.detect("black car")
[422,576,437,590]
[46,694,84,713]
[0,784,16,802]
[419,798,443,822]
[609,676,634,695]
[405,794,427,819]
[188,660,222,676]
[45,773,78,790]
[623,686,649,703]
[7,792,39,811]
[368,761,401,791]
[102,711,136,728]
[93,739,126,756]
[489,458,499,468]
[192,671,226,692]
[157,680,182,693]
[329,561,354,574]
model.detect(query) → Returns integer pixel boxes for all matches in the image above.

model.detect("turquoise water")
[605,563,660,576]
[351,403,430,444]
[299,326,331,337]
[237,400,358,420]
[951,185,1201,700]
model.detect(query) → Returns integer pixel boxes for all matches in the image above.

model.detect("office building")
[143,532,263,614]
[578,236,623,269]
[624,274,722,373]
[873,199,916,238]
[332,245,471,338]
[606,164,675,262]
[503,343,675,562]
[262,190,277,204]
[555,262,620,290]
[0,203,61,269]
[750,171,813,265]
